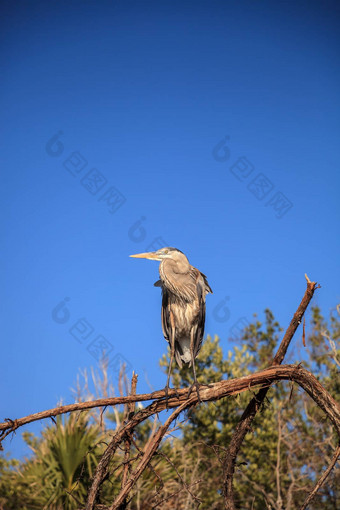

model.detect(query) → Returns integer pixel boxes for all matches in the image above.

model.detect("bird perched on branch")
[130,247,212,402]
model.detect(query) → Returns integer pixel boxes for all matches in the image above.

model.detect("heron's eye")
[163,249,168,254]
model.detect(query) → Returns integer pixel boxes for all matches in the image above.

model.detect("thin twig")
[299,445,340,510]
[119,372,138,509]
[276,408,283,510]
[152,479,202,508]
[121,373,138,487]
[157,450,202,505]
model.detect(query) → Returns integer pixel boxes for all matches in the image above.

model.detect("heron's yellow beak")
[129,251,160,260]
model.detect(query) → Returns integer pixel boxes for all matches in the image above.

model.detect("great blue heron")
[130,247,212,401]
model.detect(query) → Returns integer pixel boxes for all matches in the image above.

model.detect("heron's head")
[130,247,187,263]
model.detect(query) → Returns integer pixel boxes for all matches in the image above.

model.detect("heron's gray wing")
[161,287,171,344]
[153,279,170,341]
[193,272,207,359]
[200,271,213,294]
[154,279,171,342]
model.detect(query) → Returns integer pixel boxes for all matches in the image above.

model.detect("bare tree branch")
[2,363,338,446]
[222,276,319,509]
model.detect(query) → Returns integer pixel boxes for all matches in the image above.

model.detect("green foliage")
[1,413,104,509]
[0,454,21,509]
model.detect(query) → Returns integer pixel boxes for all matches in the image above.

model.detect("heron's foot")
[162,385,180,410]
[172,387,180,400]
[187,381,203,402]
[163,385,169,410]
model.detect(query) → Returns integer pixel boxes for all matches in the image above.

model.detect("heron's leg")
[165,329,175,391]
[187,329,202,402]
[164,314,177,408]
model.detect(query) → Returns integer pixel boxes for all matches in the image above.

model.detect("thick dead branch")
[1,367,338,444]
[2,364,338,445]
[0,388,176,443]
[222,276,319,510]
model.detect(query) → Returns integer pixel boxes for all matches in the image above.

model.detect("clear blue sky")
[1,0,339,459]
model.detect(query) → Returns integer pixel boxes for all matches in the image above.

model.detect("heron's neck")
[161,258,190,275]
